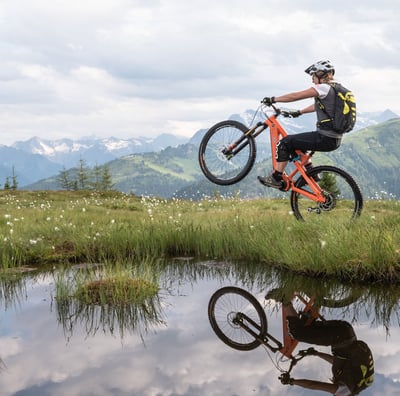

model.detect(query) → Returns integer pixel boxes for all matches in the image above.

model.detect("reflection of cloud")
[0,276,400,395]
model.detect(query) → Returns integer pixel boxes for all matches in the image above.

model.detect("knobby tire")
[208,286,267,351]
[290,165,363,221]
[198,120,256,185]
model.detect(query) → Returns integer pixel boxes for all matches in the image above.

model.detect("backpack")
[316,83,356,134]
[353,340,374,394]
[333,340,374,394]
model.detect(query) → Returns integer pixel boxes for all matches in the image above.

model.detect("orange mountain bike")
[198,103,363,221]
[208,287,328,384]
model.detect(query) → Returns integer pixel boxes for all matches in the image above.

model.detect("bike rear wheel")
[208,286,267,351]
[198,120,256,185]
[290,165,363,221]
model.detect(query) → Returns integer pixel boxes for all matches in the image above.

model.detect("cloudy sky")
[0,0,398,145]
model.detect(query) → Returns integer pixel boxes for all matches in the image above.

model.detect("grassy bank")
[0,190,399,283]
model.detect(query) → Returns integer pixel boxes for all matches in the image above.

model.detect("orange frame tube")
[264,116,326,203]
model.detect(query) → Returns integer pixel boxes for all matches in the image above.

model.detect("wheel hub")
[228,311,242,328]
[318,191,337,211]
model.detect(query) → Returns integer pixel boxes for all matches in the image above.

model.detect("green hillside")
[27,143,204,197]
[326,118,400,199]
[179,118,400,200]
[26,118,400,200]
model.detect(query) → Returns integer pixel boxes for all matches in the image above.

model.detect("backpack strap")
[316,83,335,128]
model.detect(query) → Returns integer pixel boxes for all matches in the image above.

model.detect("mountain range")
[0,109,398,196]
[0,134,188,187]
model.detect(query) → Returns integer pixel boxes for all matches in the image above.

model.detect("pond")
[1,260,400,395]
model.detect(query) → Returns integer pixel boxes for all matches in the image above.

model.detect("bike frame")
[237,292,322,360]
[279,293,322,357]
[247,106,327,204]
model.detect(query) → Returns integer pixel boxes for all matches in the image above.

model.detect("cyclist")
[258,60,344,188]
[267,290,374,395]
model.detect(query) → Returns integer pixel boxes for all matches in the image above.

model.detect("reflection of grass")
[74,278,159,305]
[0,271,28,310]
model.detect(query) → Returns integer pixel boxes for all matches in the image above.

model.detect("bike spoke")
[199,121,256,185]
[291,166,363,222]
[208,287,267,351]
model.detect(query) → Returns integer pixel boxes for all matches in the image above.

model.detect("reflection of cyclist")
[280,299,374,395]
[258,60,343,189]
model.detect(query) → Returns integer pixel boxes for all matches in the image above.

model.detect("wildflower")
[29,239,38,245]
[320,240,327,248]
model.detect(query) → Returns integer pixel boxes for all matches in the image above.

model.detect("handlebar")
[262,102,280,114]
[285,347,318,375]
[278,348,319,385]
[260,102,298,118]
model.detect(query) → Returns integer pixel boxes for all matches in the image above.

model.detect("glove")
[287,110,301,118]
[306,347,317,355]
[279,372,294,385]
[261,96,276,106]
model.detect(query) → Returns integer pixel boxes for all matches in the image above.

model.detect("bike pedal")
[279,180,290,192]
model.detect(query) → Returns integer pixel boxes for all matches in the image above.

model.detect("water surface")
[1,261,400,395]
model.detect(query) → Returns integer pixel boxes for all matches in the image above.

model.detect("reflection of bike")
[208,287,327,377]
[198,103,363,221]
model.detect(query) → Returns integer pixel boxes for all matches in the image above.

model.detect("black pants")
[287,318,356,347]
[277,131,341,162]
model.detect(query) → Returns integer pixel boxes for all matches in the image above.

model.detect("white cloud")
[0,0,399,144]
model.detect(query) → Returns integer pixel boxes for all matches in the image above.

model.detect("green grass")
[54,259,163,337]
[0,190,399,283]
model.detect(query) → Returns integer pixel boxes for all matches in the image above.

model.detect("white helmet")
[305,60,335,76]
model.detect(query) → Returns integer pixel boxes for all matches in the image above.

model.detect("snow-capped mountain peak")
[11,134,189,167]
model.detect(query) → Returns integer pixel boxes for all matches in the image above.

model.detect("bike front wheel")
[198,120,256,185]
[208,286,267,351]
[290,165,363,221]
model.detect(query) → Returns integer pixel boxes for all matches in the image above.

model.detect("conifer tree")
[4,177,10,190]
[101,164,114,191]
[77,158,90,190]
[11,166,18,190]
[57,167,72,190]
